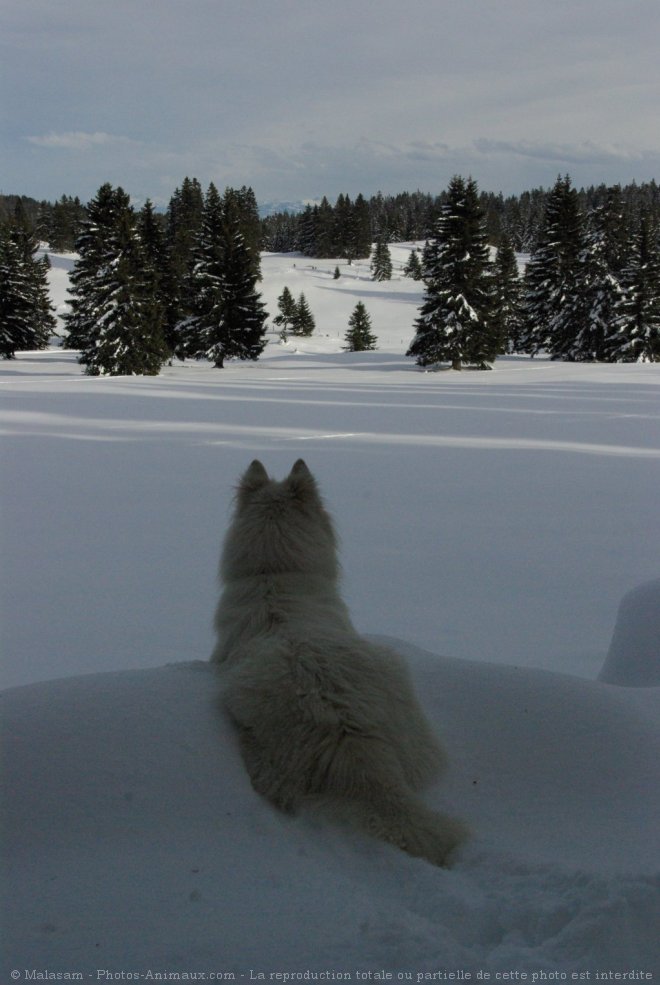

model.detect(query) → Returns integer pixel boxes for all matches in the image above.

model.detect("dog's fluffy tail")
[313,789,469,868]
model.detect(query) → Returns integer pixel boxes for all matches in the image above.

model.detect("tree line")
[1,173,658,368]
[261,181,660,256]
[3,177,659,257]
[407,174,660,368]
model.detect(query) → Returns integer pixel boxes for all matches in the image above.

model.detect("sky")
[2,0,659,210]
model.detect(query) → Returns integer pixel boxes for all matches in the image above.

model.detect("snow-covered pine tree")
[8,202,55,349]
[0,232,26,358]
[174,182,224,360]
[136,199,172,354]
[273,285,297,338]
[492,231,524,353]
[30,251,56,348]
[64,184,131,354]
[333,194,351,259]
[165,177,204,331]
[420,238,439,281]
[0,225,54,357]
[315,197,336,257]
[554,201,624,361]
[403,248,423,280]
[292,293,315,336]
[222,186,262,281]
[64,184,169,375]
[262,211,298,253]
[182,183,268,368]
[371,238,393,281]
[606,217,660,362]
[407,176,496,370]
[349,193,372,260]
[520,174,584,356]
[40,195,86,252]
[598,185,630,277]
[0,231,30,357]
[78,204,169,376]
[137,200,167,285]
[3,202,55,353]
[332,193,372,261]
[297,205,318,257]
[83,262,169,377]
[344,301,377,351]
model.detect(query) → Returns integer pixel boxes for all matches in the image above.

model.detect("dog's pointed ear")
[239,459,269,495]
[290,459,312,479]
[287,459,318,499]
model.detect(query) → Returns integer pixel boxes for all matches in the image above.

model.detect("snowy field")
[1,246,659,977]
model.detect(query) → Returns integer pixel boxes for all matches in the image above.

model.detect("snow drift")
[2,642,659,976]
[599,579,660,687]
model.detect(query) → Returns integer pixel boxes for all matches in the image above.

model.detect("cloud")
[26,131,137,151]
[6,1,659,202]
[473,139,649,167]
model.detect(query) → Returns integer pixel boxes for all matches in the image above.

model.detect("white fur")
[211,459,468,866]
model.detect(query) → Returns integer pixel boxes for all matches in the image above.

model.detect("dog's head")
[221,459,339,581]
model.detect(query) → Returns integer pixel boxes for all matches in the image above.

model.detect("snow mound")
[2,645,659,975]
[599,579,660,686]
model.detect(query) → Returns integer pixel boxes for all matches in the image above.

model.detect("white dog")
[211,459,467,866]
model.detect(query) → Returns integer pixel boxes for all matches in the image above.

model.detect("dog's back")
[212,459,468,866]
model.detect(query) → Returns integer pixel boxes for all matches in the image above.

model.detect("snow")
[1,245,659,977]
[599,579,660,687]
[3,650,660,975]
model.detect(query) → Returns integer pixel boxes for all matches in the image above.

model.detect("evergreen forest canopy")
[2,178,659,256]
[1,174,659,369]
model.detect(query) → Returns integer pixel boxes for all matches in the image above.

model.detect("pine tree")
[7,203,56,349]
[273,285,297,338]
[597,185,630,277]
[607,218,660,362]
[0,231,30,357]
[297,205,318,257]
[344,301,377,351]
[407,176,496,370]
[521,174,584,356]
[64,184,131,353]
[31,251,56,347]
[0,227,54,357]
[347,193,372,260]
[371,239,393,281]
[291,293,315,336]
[136,199,171,353]
[64,184,169,375]
[182,183,268,367]
[40,195,86,252]
[315,197,335,257]
[556,205,623,361]
[333,194,351,258]
[137,200,167,276]
[222,186,262,280]
[403,249,423,280]
[83,254,169,376]
[492,232,524,353]
[165,177,204,331]
[262,210,298,253]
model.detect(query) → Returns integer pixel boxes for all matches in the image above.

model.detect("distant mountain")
[258,200,311,218]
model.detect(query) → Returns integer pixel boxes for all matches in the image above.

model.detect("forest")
[1,174,659,369]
